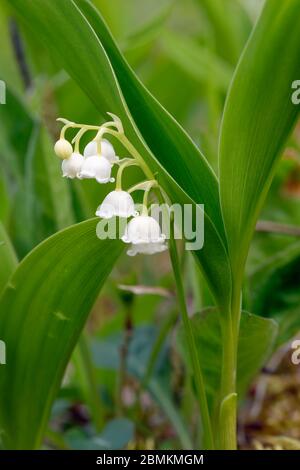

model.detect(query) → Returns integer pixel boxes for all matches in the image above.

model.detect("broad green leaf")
[0,223,18,295]
[0,219,123,449]
[11,0,232,308]
[178,309,278,410]
[219,0,300,280]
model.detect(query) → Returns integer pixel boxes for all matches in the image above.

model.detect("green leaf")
[11,0,232,308]
[196,0,252,64]
[0,219,123,449]
[178,309,278,410]
[219,0,300,279]
[0,223,18,295]
[249,241,300,346]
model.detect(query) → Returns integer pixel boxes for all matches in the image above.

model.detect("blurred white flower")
[54,138,73,160]
[84,139,119,164]
[78,156,114,184]
[122,215,166,247]
[62,152,84,178]
[96,190,137,218]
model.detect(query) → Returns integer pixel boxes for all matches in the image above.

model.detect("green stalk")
[218,286,241,450]
[218,315,237,449]
[168,230,214,450]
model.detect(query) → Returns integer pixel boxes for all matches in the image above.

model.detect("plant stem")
[218,286,241,450]
[218,314,237,449]
[168,230,214,450]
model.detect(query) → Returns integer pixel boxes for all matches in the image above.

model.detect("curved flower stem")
[168,222,214,450]
[97,128,154,181]
[115,160,139,190]
[141,180,157,215]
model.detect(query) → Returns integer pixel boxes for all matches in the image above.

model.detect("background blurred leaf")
[219,0,300,280]
[65,418,134,450]
[0,86,74,255]
[0,219,123,449]
[92,325,193,449]
[196,0,252,65]
[161,31,232,93]
[249,241,300,346]
[0,222,18,295]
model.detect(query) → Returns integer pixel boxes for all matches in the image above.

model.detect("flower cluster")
[54,114,168,256]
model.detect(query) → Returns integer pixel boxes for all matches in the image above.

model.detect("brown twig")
[256,220,300,237]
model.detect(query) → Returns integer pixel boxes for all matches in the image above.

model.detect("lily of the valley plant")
[1,0,300,452]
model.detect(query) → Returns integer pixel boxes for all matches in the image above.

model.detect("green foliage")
[219,0,300,281]
[0,0,300,451]
[178,309,278,410]
[0,220,123,449]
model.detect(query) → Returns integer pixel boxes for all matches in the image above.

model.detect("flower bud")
[62,152,84,178]
[54,139,73,160]
[96,190,137,219]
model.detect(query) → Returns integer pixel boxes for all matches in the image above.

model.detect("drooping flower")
[78,156,114,184]
[54,138,73,160]
[84,139,118,164]
[62,152,84,178]
[122,215,167,255]
[96,190,137,219]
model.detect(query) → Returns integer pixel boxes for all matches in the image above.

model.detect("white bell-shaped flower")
[96,190,137,219]
[127,242,167,256]
[54,138,73,160]
[84,139,118,164]
[78,155,114,184]
[122,215,166,245]
[62,152,84,178]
